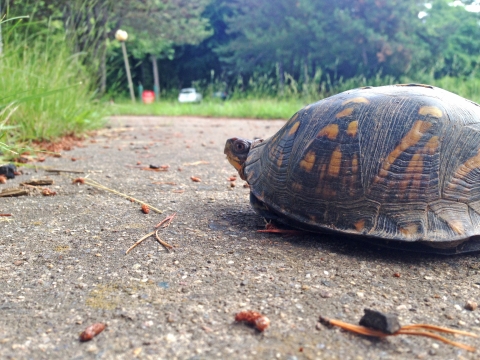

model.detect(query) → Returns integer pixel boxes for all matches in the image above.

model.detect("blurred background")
[2,0,480,148]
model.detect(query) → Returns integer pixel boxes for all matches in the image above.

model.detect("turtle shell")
[243,84,480,250]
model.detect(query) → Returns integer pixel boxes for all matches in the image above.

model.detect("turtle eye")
[234,140,248,153]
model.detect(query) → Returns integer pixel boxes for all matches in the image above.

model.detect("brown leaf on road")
[235,310,270,332]
[79,323,106,342]
[42,188,57,196]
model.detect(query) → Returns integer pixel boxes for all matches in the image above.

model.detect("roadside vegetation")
[0,19,104,157]
[2,0,480,156]
[110,75,480,120]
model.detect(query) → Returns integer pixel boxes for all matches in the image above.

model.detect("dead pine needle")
[125,231,155,255]
[397,329,476,352]
[155,212,176,228]
[155,229,173,251]
[401,324,478,338]
[80,177,163,214]
[320,316,477,352]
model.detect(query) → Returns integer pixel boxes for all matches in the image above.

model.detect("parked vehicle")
[178,88,202,103]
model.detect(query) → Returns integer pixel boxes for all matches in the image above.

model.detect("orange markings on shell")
[352,154,359,174]
[418,106,443,118]
[381,120,432,173]
[342,97,370,105]
[300,151,316,172]
[327,147,342,177]
[335,107,354,118]
[276,154,284,168]
[291,182,303,192]
[288,121,300,135]
[453,149,480,181]
[400,153,424,197]
[447,219,465,235]
[399,223,419,236]
[317,124,339,140]
[424,136,440,155]
[346,121,359,137]
[354,219,365,232]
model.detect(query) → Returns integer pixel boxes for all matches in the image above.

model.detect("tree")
[420,0,480,77]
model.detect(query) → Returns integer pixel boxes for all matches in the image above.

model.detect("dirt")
[1,115,480,359]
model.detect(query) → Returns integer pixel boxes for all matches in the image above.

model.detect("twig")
[155,212,176,228]
[155,229,173,251]
[45,169,85,173]
[125,231,155,255]
[82,178,163,214]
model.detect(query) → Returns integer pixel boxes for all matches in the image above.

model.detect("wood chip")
[0,188,29,197]
[21,179,54,186]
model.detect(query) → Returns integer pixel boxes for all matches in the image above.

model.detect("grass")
[108,76,480,120]
[0,20,105,158]
[108,98,308,120]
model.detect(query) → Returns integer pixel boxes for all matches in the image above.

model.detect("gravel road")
[1,115,480,359]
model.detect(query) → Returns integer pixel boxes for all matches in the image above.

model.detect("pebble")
[396,304,407,311]
[165,333,176,343]
[454,304,463,311]
[319,290,332,298]
[356,292,364,298]
[87,344,99,354]
[132,264,141,270]
[465,300,478,311]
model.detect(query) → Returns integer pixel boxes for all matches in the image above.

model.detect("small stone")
[320,290,332,298]
[396,304,407,311]
[301,285,310,291]
[132,263,141,270]
[13,260,23,266]
[359,308,401,334]
[458,320,466,326]
[165,333,176,343]
[431,343,439,350]
[454,304,463,311]
[87,344,99,353]
[465,300,478,311]
[95,254,102,257]
[315,322,323,331]
[356,292,364,298]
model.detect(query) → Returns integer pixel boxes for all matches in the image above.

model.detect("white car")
[178,88,202,103]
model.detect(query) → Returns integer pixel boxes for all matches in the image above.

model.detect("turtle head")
[224,137,252,179]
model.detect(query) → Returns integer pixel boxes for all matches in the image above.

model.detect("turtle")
[224,84,480,254]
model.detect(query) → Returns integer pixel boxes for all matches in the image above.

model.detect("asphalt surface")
[1,115,480,360]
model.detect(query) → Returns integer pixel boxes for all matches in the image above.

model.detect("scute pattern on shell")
[244,85,480,243]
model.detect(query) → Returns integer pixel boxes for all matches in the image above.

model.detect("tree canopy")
[4,0,480,95]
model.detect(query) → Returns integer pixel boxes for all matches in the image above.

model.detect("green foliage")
[108,98,306,120]
[0,19,105,152]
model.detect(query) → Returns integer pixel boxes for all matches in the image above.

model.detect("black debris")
[359,308,401,334]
